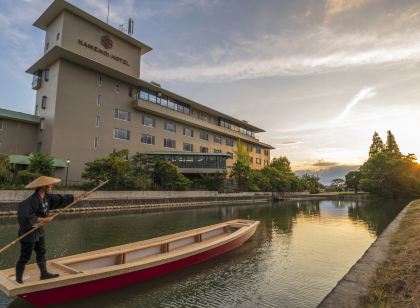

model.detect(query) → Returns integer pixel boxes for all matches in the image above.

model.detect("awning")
[9,154,66,168]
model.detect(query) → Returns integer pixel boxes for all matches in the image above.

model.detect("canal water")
[0,198,406,308]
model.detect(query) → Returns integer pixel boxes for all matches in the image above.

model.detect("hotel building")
[0,0,274,183]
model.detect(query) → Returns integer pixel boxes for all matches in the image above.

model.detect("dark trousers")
[16,237,46,268]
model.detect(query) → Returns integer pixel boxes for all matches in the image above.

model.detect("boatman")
[15,176,76,284]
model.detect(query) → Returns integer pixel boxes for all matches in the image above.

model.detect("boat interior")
[0,220,255,287]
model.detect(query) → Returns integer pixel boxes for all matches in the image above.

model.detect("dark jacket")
[17,192,74,242]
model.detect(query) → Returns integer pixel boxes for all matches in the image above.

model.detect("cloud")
[144,31,420,83]
[334,86,377,122]
[278,141,303,146]
[325,0,375,21]
[312,160,339,167]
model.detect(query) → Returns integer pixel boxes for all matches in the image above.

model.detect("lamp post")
[65,159,70,187]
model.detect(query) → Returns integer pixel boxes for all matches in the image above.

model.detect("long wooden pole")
[0,180,109,255]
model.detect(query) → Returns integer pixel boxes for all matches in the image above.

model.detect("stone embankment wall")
[0,190,272,216]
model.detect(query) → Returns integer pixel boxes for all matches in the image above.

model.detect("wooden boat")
[0,219,259,307]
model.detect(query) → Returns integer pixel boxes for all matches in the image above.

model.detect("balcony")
[32,75,42,90]
[132,98,262,145]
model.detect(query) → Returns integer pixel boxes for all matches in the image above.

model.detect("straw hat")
[25,176,62,189]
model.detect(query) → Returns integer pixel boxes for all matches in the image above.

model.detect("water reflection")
[347,198,407,235]
[0,198,406,308]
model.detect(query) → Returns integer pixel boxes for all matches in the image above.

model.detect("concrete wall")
[61,11,141,78]
[0,190,272,202]
[0,119,38,155]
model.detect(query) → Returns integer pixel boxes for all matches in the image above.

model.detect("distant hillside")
[295,165,360,185]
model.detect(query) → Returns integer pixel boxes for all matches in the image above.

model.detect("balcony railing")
[32,75,42,90]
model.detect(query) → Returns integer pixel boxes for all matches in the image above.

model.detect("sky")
[0,0,419,177]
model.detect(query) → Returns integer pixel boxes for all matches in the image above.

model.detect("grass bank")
[362,199,420,307]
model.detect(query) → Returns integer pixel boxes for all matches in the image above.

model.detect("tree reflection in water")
[347,198,407,235]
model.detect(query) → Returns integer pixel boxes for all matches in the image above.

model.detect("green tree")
[200,173,226,191]
[0,154,12,185]
[301,173,321,194]
[131,153,156,190]
[28,153,54,176]
[152,159,180,190]
[173,174,192,191]
[359,151,420,198]
[262,166,290,193]
[230,140,251,191]
[385,130,401,157]
[369,131,385,157]
[330,178,346,191]
[82,150,133,190]
[270,157,293,175]
[345,170,362,194]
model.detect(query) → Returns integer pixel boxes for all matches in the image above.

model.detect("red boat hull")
[18,230,254,307]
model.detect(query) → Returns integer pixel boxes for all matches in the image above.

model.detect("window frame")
[141,134,155,145]
[41,96,47,109]
[164,138,176,149]
[142,115,156,128]
[183,142,193,152]
[115,108,130,121]
[113,128,130,140]
[164,121,176,133]
[183,127,193,137]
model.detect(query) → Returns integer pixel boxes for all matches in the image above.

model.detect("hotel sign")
[78,37,129,66]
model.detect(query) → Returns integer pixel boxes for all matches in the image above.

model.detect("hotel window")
[96,95,102,106]
[115,108,130,121]
[44,69,49,81]
[138,88,191,115]
[247,145,253,152]
[56,33,60,41]
[115,84,120,94]
[128,87,133,97]
[95,116,100,127]
[250,157,253,163]
[142,115,155,128]
[98,75,103,87]
[200,132,208,141]
[264,149,269,156]
[37,142,42,152]
[139,89,149,100]
[94,137,99,149]
[183,143,193,152]
[214,149,221,153]
[226,138,234,147]
[200,146,208,153]
[141,134,155,145]
[226,152,233,158]
[264,160,269,166]
[164,138,176,149]
[113,128,130,140]
[183,127,193,137]
[256,147,261,154]
[41,96,47,109]
[214,135,222,144]
[256,158,262,164]
[160,95,168,107]
[164,121,176,133]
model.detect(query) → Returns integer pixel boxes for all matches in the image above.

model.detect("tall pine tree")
[369,131,385,157]
[385,130,401,156]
